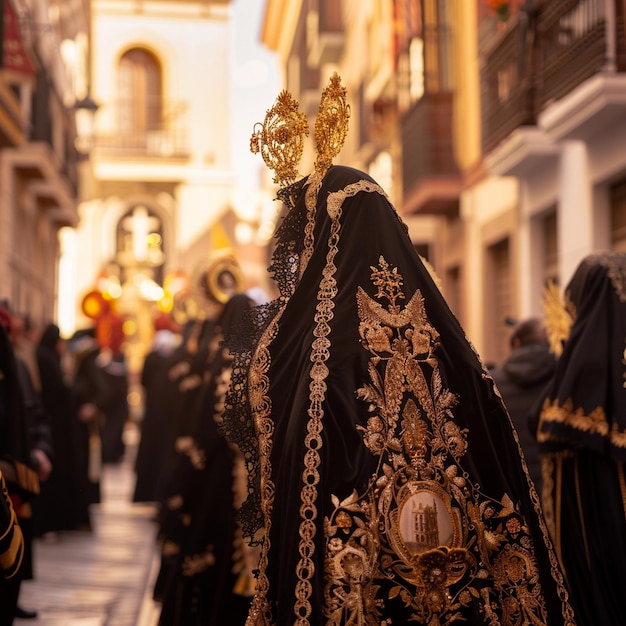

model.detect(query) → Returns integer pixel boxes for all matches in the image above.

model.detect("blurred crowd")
[0,300,129,623]
[134,292,262,625]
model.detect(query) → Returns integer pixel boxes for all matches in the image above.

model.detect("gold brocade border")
[293,180,384,624]
[538,398,626,448]
[0,513,23,576]
[491,377,571,609]
[245,312,283,626]
[324,256,574,626]
[0,471,24,578]
[299,170,323,281]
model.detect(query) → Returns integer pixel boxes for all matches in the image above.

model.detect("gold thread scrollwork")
[250,90,309,191]
[321,257,569,625]
[313,72,350,178]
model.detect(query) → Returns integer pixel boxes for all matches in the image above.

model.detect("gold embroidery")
[290,180,390,625]
[588,251,626,303]
[175,436,206,471]
[537,398,618,443]
[179,373,203,392]
[167,495,183,511]
[299,171,320,281]
[246,312,282,626]
[540,454,556,541]
[293,211,337,623]
[182,546,216,576]
[161,540,180,557]
[323,258,576,625]
[611,421,626,449]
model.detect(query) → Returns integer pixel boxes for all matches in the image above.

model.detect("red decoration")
[2,0,36,74]
[484,0,523,21]
[96,312,125,354]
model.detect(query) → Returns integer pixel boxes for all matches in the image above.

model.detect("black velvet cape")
[530,251,626,626]
[223,165,576,626]
[156,298,254,625]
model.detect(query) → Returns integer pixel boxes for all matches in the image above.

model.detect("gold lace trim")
[245,312,283,626]
[294,180,386,624]
[299,170,322,281]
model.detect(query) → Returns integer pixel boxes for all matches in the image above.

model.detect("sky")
[230,0,281,190]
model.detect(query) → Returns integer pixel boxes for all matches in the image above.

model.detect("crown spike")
[313,73,350,177]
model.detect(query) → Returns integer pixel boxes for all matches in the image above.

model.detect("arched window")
[118,48,162,137]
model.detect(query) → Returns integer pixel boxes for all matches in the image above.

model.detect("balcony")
[307,0,345,66]
[481,0,626,155]
[537,1,608,108]
[400,91,461,216]
[481,16,535,154]
[94,98,190,158]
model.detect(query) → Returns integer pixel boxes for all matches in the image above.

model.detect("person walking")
[157,293,256,626]
[490,317,556,493]
[34,324,80,536]
[0,307,44,623]
[220,75,575,625]
[133,327,180,504]
[530,251,626,626]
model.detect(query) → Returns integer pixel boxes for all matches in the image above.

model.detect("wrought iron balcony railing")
[400,91,461,215]
[94,98,190,158]
[481,0,625,154]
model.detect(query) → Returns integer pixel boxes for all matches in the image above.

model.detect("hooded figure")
[490,317,556,493]
[222,75,575,626]
[530,251,626,626]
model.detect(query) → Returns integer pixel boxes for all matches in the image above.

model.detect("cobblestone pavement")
[15,425,162,626]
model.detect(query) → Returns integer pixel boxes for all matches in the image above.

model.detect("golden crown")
[250,72,350,193]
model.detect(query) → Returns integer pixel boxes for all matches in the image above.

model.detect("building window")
[395,0,424,108]
[118,48,162,137]
[486,238,511,367]
[397,0,454,108]
[610,180,626,252]
[424,0,454,93]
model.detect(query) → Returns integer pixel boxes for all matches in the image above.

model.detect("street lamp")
[74,94,99,155]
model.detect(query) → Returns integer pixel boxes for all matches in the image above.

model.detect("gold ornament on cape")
[250,90,309,189]
[542,279,574,356]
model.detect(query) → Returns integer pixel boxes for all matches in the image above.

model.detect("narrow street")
[15,424,161,626]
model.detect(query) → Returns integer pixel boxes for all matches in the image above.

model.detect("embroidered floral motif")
[175,436,206,471]
[182,547,216,576]
[324,258,553,625]
[538,397,626,451]
[539,398,609,438]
